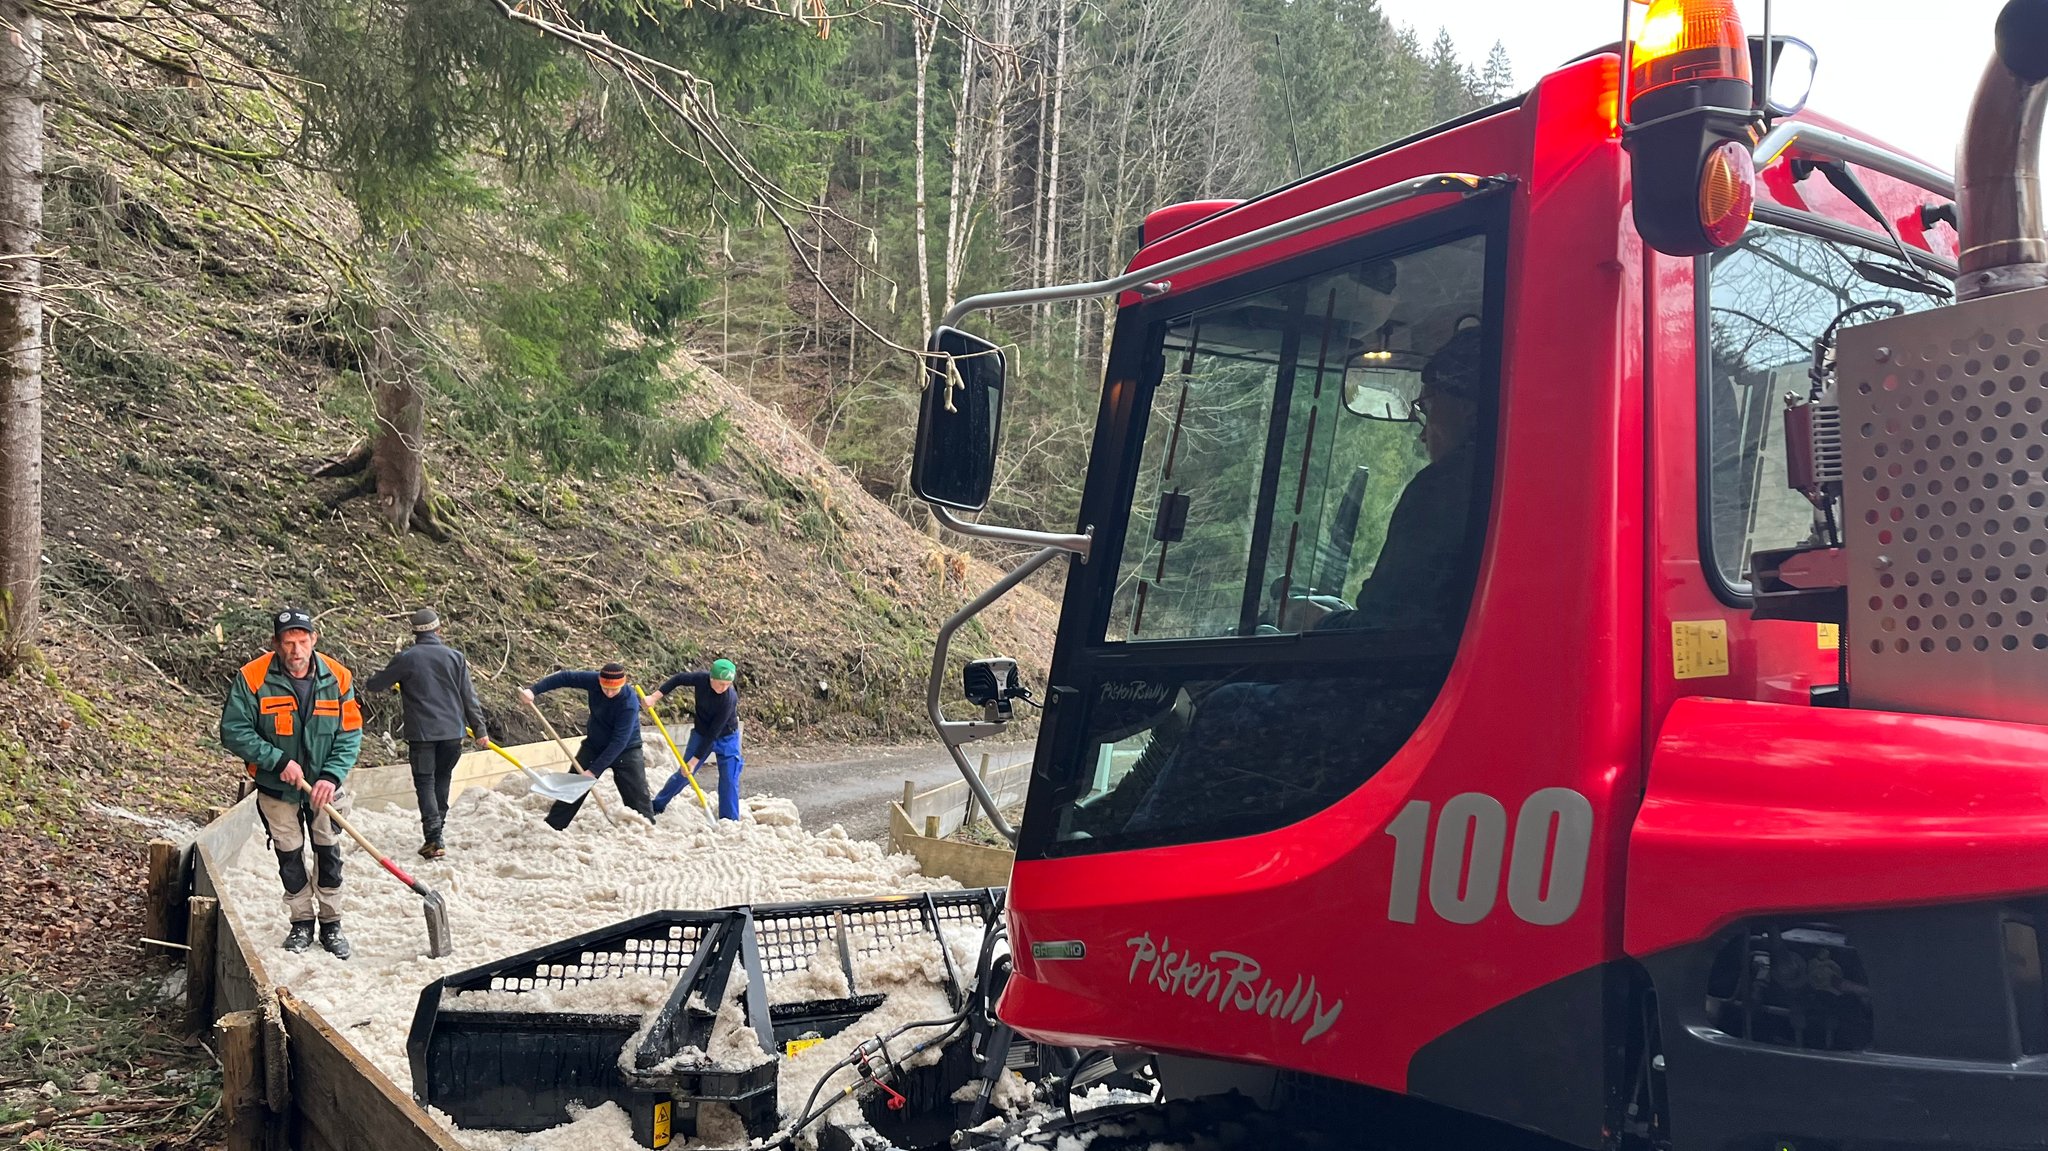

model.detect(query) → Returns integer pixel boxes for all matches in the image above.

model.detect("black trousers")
[546,740,653,829]
[409,738,464,841]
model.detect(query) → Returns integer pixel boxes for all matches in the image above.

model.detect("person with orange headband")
[521,662,653,826]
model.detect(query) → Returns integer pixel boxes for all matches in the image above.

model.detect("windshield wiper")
[1802,158,1954,299]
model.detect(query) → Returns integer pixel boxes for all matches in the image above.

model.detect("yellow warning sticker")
[1817,623,1840,650]
[1672,620,1730,680]
[785,1037,825,1057]
[653,1100,672,1147]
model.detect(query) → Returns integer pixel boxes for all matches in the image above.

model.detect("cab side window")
[1107,235,1489,643]
[1702,225,1939,592]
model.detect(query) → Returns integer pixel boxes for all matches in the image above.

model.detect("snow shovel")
[524,695,621,828]
[636,685,717,825]
[293,778,453,958]
[478,735,597,804]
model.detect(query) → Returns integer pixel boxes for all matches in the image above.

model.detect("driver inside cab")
[1104,327,1487,837]
[1309,325,1482,634]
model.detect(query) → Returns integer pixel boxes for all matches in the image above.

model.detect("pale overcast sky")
[1373,0,2014,173]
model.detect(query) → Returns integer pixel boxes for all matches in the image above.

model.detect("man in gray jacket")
[363,608,489,858]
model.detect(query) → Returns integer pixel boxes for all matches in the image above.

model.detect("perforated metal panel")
[1837,285,2048,725]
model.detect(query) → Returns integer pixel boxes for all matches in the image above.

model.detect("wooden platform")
[884,755,1022,887]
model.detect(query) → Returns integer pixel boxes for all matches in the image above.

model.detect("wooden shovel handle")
[290,778,415,884]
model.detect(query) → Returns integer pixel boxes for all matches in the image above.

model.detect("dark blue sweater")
[530,671,640,776]
[657,671,740,738]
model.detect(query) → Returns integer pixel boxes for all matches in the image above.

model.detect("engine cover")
[1836,284,2048,724]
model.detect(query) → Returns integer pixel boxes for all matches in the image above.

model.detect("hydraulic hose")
[774,911,1008,1145]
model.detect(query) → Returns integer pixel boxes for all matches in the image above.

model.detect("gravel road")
[718,739,1036,841]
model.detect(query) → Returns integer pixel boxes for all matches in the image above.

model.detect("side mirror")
[1750,35,1817,117]
[911,326,1006,512]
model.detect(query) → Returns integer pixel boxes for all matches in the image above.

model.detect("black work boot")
[282,920,315,953]
[318,920,352,960]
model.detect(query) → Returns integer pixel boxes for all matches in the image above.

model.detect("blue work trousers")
[655,729,744,820]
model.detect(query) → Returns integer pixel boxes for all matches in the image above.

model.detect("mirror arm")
[940,173,1510,330]
[932,504,1094,562]
[1760,0,1773,122]
[926,544,1070,847]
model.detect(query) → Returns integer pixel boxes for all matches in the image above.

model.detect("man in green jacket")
[220,607,363,958]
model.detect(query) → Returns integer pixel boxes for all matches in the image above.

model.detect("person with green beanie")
[644,658,744,820]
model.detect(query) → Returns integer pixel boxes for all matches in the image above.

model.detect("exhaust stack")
[1957,0,2048,299]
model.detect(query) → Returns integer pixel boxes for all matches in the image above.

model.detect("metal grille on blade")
[1837,286,2048,725]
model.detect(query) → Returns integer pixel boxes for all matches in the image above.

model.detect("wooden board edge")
[277,988,466,1151]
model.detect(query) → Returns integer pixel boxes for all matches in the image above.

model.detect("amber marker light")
[1629,0,1751,104]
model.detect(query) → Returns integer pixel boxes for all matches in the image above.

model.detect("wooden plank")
[185,896,219,1036]
[885,802,1016,885]
[300,1126,349,1151]
[277,989,466,1151]
[144,839,184,960]
[887,802,917,857]
[343,736,584,812]
[898,835,1016,887]
[193,830,273,1017]
[905,762,1031,840]
[219,1010,265,1151]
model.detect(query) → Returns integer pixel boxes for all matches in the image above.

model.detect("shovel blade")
[421,889,454,958]
[528,772,597,803]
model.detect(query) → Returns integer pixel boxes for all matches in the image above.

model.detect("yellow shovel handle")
[484,739,533,773]
[637,686,715,818]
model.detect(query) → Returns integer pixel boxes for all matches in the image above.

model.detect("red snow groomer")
[915,1,2048,1148]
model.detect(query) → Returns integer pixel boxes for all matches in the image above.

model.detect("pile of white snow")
[216,743,1028,1149]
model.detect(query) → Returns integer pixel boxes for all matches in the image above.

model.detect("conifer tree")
[1481,40,1516,103]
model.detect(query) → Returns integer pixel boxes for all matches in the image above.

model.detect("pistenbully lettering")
[1126,931,1343,1044]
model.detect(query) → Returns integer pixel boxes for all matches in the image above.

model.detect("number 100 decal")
[1384,789,1594,926]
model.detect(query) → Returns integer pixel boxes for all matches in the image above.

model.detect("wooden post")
[145,839,182,961]
[901,780,915,812]
[206,805,230,826]
[924,814,941,839]
[218,1010,265,1151]
[184,896,218,1035]
[261,995,289,1116]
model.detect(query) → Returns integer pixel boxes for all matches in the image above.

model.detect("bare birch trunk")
[943,34,973,315]
[912,7,935,331]
[0,0,41,669]
[1028,4,1047,319]
[1072,178,1090,374]
[989,0,1011,257]
[1039,0,1066,314]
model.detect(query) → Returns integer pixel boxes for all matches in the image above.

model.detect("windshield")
[1023,209,1502,858]
[1703,225,1946,591]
